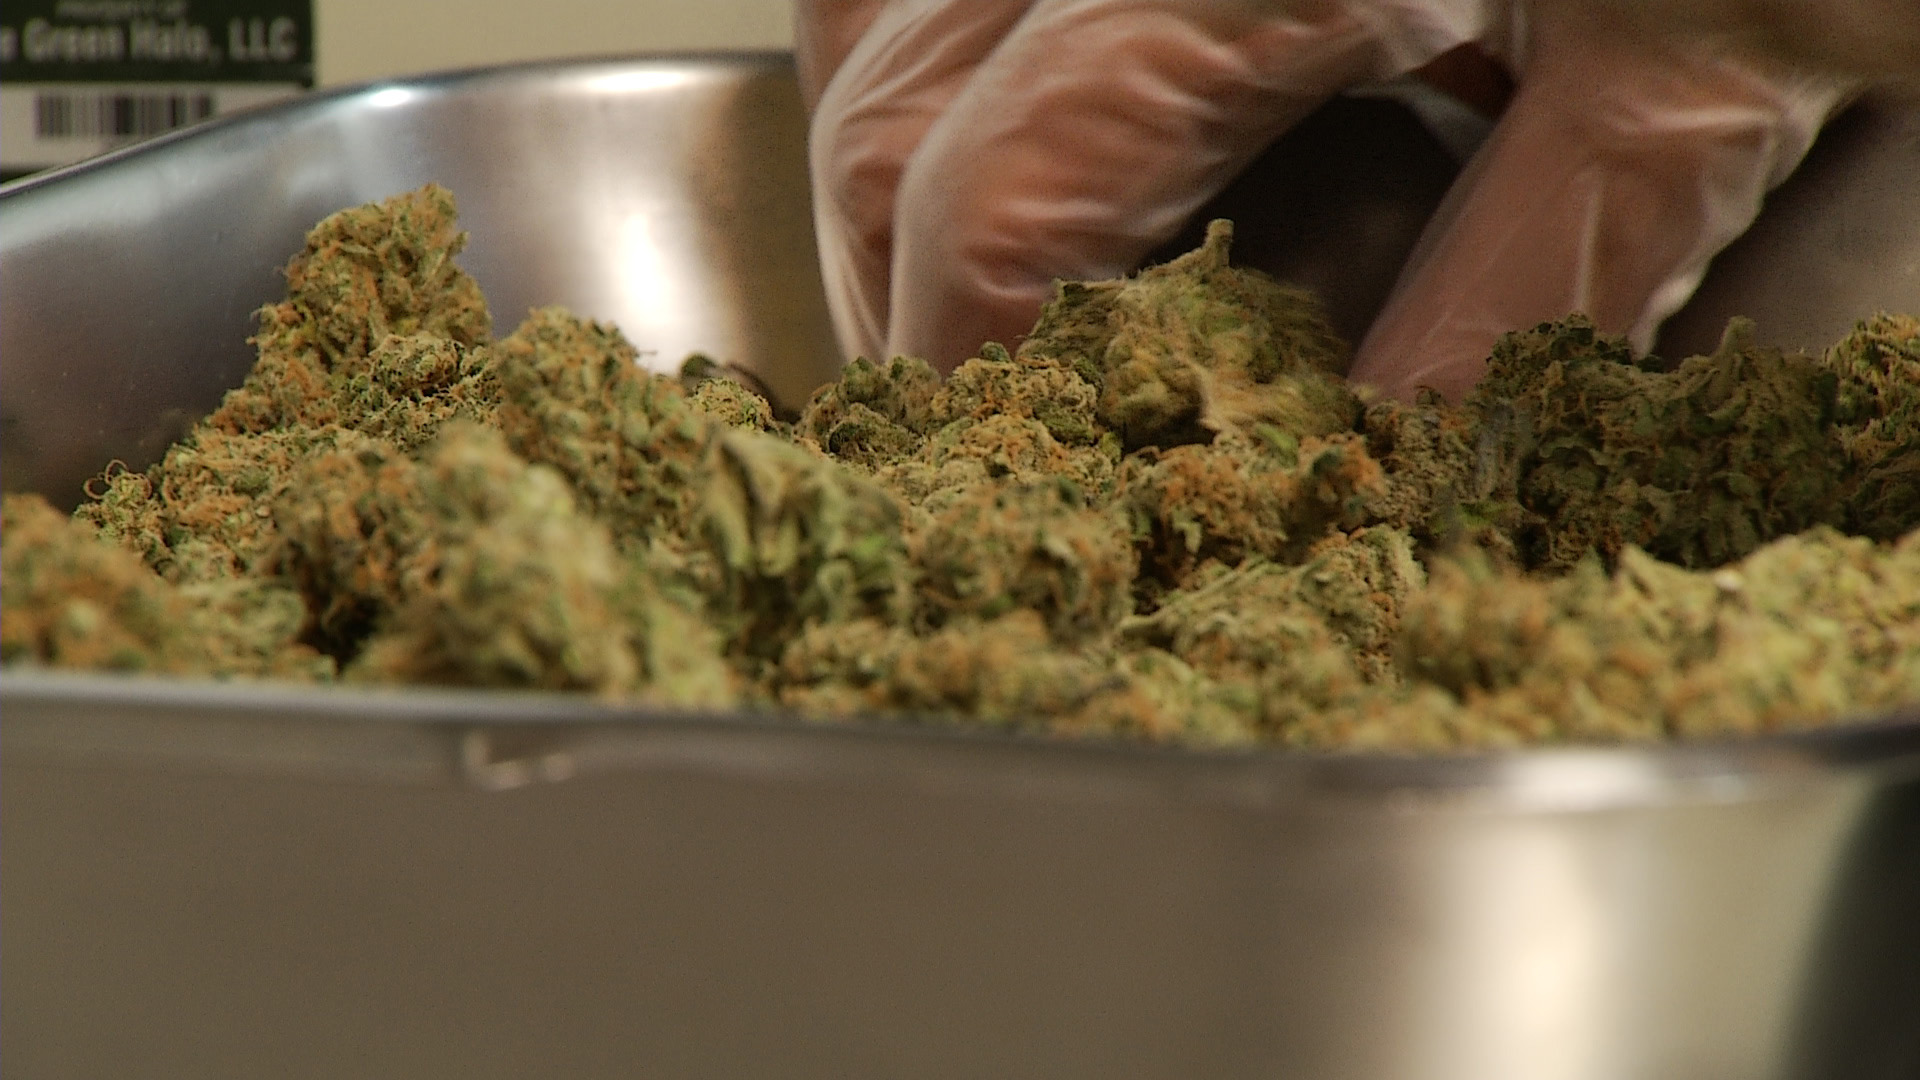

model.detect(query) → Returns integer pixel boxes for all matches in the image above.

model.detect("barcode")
[33,91,215,140]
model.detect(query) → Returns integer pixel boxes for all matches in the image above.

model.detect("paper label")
[1,0,313,176]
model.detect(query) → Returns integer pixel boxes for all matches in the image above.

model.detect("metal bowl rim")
[5,670,1915,806]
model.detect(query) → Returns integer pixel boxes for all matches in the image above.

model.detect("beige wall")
[314,0,794,86]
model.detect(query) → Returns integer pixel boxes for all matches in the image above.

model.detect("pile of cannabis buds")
[5,185,1918,750]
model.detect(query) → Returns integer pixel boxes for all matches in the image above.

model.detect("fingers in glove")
[795,0,895,111]
[884,0,1492,371]
[1348,13,1850,403]
[1585,0,1920,81]
[810,0,1035,364]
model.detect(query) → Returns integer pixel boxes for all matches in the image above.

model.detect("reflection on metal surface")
[1,56,1919,1080]
[613,204,714,366]
[458,727,579,791]
[1427,826,1615,1080]
[364,86,417,110]
[581,68,700,95]
[2,689,1918,1079]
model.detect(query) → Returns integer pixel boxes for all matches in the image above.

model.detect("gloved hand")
[800,0,1861,403]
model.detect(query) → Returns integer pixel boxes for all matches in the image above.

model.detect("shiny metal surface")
[3,56,1920,1080]
[5,672,1919,1080]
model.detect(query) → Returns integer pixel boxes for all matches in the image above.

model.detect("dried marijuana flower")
[1467,316,1845,571]
[4,493,323,678]
[698,428,914,659]
[344,424,727,702]
[1825,313,1920,540]
[1022,219,1357,451]
[491,306,709,547]
[914,478,1136,644]
[5,184,1917,751]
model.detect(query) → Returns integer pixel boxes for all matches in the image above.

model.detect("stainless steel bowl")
[2,54,1918,1080]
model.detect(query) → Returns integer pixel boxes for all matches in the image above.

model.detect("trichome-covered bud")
[270,432,434,658]
[1824,313,1920,540]
[1359,391,1525,553]
[492,306,713,545]
[687,376,778,432]
[913,414,1115,505]
[774,611,1128,731]
[271,182,491,367]
[1369,526,1920,748]
[698,428,913,655]
[13,184,1918,753]
[338,332,499,449]
[913,478,1136,644]
[76,426,374,585]
[1024,219,1358,451]
[1469,316,1846,570]
[928,342,1106,449]
[794,351,944,447]
[345,424,649,695]
[4,492,323,678]
[810,402,924,471]
[3,492,201,672]
[210,184,492,436]
[1120,428,1384,586]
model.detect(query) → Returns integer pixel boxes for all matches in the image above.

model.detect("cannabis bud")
[7,185,1916,754]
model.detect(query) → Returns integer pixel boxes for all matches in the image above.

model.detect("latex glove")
[802,0,1856,402]
[1352,3,1854,401]
[794,0,892,110]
